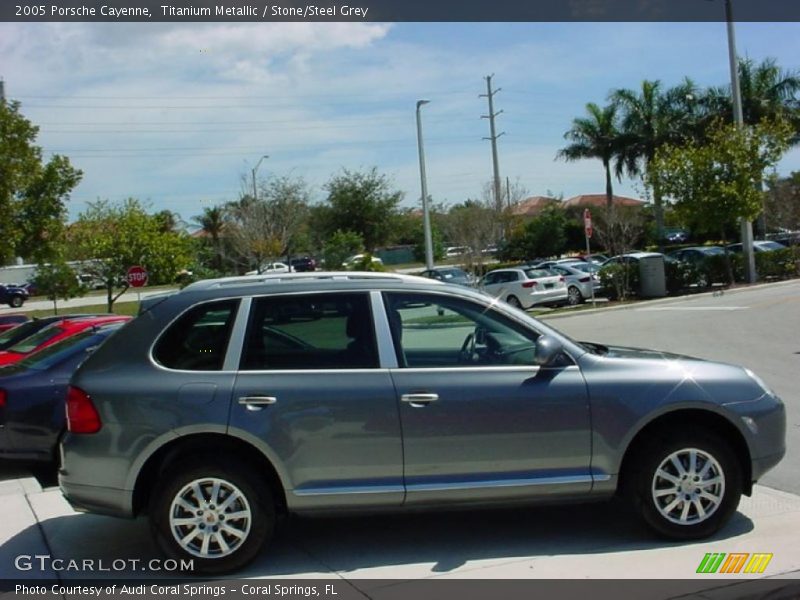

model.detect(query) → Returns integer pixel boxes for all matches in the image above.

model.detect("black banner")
[2,0,800,23]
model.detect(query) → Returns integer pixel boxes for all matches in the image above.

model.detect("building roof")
[563,194,646,208]
[510,196,559,216]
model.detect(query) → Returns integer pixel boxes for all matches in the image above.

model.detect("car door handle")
[401,393,439,407]
[238,396,277,411]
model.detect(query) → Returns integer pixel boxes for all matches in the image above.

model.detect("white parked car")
[342,254,384,269]
[480,267,568,309]
[444,246,471,258]
[245,262,290,276]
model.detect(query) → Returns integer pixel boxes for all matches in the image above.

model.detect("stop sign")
[583,208,593,239]
[127,265,148,288]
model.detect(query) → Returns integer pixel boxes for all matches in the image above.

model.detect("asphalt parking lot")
[1,280,798,584]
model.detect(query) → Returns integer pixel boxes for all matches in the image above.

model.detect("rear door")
[229,291,403,510]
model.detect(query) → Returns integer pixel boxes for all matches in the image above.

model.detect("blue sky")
[1,21,799,224]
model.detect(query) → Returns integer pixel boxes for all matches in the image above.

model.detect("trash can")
[638,254,667,298]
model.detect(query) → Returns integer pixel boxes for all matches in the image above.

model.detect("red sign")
[583,209,593,239]
[126,265,148,288]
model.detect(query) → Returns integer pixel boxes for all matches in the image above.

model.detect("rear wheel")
[628,430,742,539]
[149,456,275,574]
[506,295,522,309]
[9,295,23,308]
[567,286,583,306]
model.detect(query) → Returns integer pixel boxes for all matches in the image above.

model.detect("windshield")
[0,320,42,347]
[16,328,112,371]
[7,324,64,354]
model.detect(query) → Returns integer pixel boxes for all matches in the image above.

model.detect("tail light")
[559,276,565,282]
[522,281,538,288]
[579,276,591,283]
[0,389,6,409]
[66,386,101,434]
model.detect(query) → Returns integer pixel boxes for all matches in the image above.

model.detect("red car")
[0,315,131,366]
[0,314,30,333]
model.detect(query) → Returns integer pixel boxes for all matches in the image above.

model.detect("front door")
[382,291,592,505]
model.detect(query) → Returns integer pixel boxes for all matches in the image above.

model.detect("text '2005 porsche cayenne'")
[59,273,785,573]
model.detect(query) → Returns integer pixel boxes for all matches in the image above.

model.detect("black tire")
[506,295,522,309]
[149,456,275,574]
[628,429,742,540]
[9,295,23,308]
[567,286,583,306]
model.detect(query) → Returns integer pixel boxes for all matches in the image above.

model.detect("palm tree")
[557,102,622,210]
[194,205,226,270]
[611,80,691,245]
[704,57,800,135]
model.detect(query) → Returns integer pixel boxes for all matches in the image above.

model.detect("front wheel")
[149,457,275,574]
[629,431,742,540]
[9,295,23,308]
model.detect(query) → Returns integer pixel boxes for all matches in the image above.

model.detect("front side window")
[153,299,239,371]
[383,292,540,368]
[240,292,377,370]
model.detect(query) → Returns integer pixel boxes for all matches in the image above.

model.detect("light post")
[415,100,434,270]
[724,0,757,283]
[251,155,269,202]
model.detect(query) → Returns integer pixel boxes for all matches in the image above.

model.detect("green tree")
[67,199,195,311]
[651,119,792,280]
[502,206,567,261]
[316,169,402,252]
[31,259,85,315]
[193,205,227,272]
[557,102,622,210]
[0,101,82,263]
[323,230,364,271]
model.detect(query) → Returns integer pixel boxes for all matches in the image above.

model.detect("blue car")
[0,321,125,463]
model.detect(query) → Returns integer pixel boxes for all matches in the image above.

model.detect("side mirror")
[534,335,563,367]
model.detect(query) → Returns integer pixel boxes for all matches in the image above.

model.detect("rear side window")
[240,292,377,370]
[153,300,239,371]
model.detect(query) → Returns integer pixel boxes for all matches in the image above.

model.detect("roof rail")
[181,271,439,292]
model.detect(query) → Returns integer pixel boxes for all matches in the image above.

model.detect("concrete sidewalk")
[2,475,799,583]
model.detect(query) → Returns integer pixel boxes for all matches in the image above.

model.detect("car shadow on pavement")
[0,500,753,579]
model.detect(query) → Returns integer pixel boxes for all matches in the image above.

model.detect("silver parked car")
[480,267,568,309]
[534,262,600,305]
[60,272,785,574]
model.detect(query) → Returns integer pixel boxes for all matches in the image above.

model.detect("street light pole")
[416,100,434,270]
[251,154,269,203]
[724,0,757,283]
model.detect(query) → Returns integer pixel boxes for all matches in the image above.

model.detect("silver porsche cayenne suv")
[59,272,785,573]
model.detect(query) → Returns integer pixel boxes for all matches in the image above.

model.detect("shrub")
[599,263,640,300]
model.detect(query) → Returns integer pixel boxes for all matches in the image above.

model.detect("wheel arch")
[617,408,753,497]
[132,432,288,517]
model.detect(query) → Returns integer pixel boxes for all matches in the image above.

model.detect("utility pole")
[251,154,269,203]
[480,75,504,214]
[415,100,435,270]
[724,0,756,283]
[0,79,5,104]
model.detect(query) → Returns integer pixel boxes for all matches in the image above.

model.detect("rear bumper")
[59,476,134,518]
[527,289,568,307]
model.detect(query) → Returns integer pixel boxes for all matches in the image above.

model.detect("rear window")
[17,329,113,371]
[524,269,554,279]
[7,324,64,354]
[153,300,239,371]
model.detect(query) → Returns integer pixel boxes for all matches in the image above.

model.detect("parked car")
[727,241,786,253]
[0,314,104,352]
[0,315,131,367]
[420,267,474,287]
[535,262,599,305]
[0,284,29,308]
[244,262,290,276]
[342,254,383,269]
[578,253,608,265]
[664,228,690,244]
[444,246,471,258]
[289,257,317,272]
[60,272,785,573]
[0,322,125,463]
[668,246,726,287]
[0,314,30,333]
[480,267,567,309]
